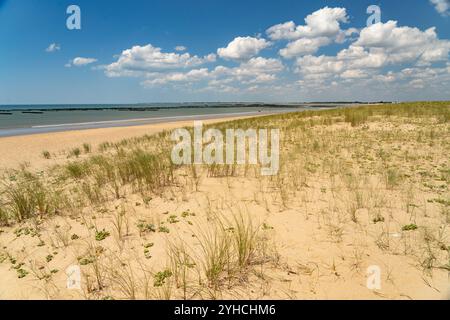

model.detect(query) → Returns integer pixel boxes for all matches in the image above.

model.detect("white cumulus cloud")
[96,7,450,100]
[267,7,353,59]
[105,44,216,77]
[141,57,284,89]
[267,7,349,40]
[217,37,271,61]
[279,37,332,58]
[355,20,450,65]
[142,68,210,87]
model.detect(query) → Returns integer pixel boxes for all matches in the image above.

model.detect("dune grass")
[1,101,449,226]
[0,101,449,300]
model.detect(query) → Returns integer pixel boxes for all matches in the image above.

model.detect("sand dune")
[0,103,449,300]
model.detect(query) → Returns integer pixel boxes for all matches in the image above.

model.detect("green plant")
[83,143,92,153]
[71,234,80,240]
[0,206,9,226]
[65,162,89,179]
[137,221,156,235]
[197,223,231,289]
[262,223,274,230]
[110,262,138,300]
[158,226,170,233]
[344,109,369,127]
[17,268,29,279]
[372,215,385,224]
[3,172,58,222]
[95,229,110,241]
[112,208,128,240]
[168,215,179,224]
[229,213,259,269]
[78,256,95,266]
[402,224,418,231]
[70,148,81,158]
[168,241,196,300]
[0,252,7,264]
[181,211,196,218]
[42,151,51,159]
[386,168,402,189]
[153,269,173,287]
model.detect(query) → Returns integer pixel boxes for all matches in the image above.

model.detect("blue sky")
[0,0,449,104]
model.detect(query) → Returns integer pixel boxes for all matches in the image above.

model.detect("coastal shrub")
[95,229,110,241]
[402,224,418,231]
[69,148,81,158]
[83,143,92,153]
[3,172,58,222]
[65,161,90,179]
[0,205,9,226]
[197,223,231,289]
[386,168,402,189]
[98,142,112,152]
[344,108,369,127]
[165,212,266,297]
[119,149,175,193]
[228,213,259,269]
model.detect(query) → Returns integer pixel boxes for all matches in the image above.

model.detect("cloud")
[105,44,216,77]
[46,43,61,53]
[233,57,284,76]
[66,57,98,67]
[140,57,284,90]
[295,19,450,85]
[267,7,354,59]
[217,37,271,61]
[279,37,331,58]
[354,20,450,65]
[105,43,282,91]
[142,68,210,87]
[430,0,450,16]
[337,46,387,69]
[97,8,450,100]
[267,7,349,40]
[296,55,344,77]
[215,57,283,85]
[340,69,369,79]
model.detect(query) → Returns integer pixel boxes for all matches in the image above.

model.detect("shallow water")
[0,104,313,137]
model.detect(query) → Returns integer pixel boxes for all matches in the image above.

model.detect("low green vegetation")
[95,229,110,241]
[153,270,173,287]
[402,224,419,231]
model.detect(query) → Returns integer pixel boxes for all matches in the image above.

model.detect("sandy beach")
[0,114,259,170]
[0,103,449,300]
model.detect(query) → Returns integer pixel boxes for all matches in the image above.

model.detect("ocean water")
[0,104,315,137]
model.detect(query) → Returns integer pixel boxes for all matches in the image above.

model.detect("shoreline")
[0,112,283,170]
[0,109,299,138]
